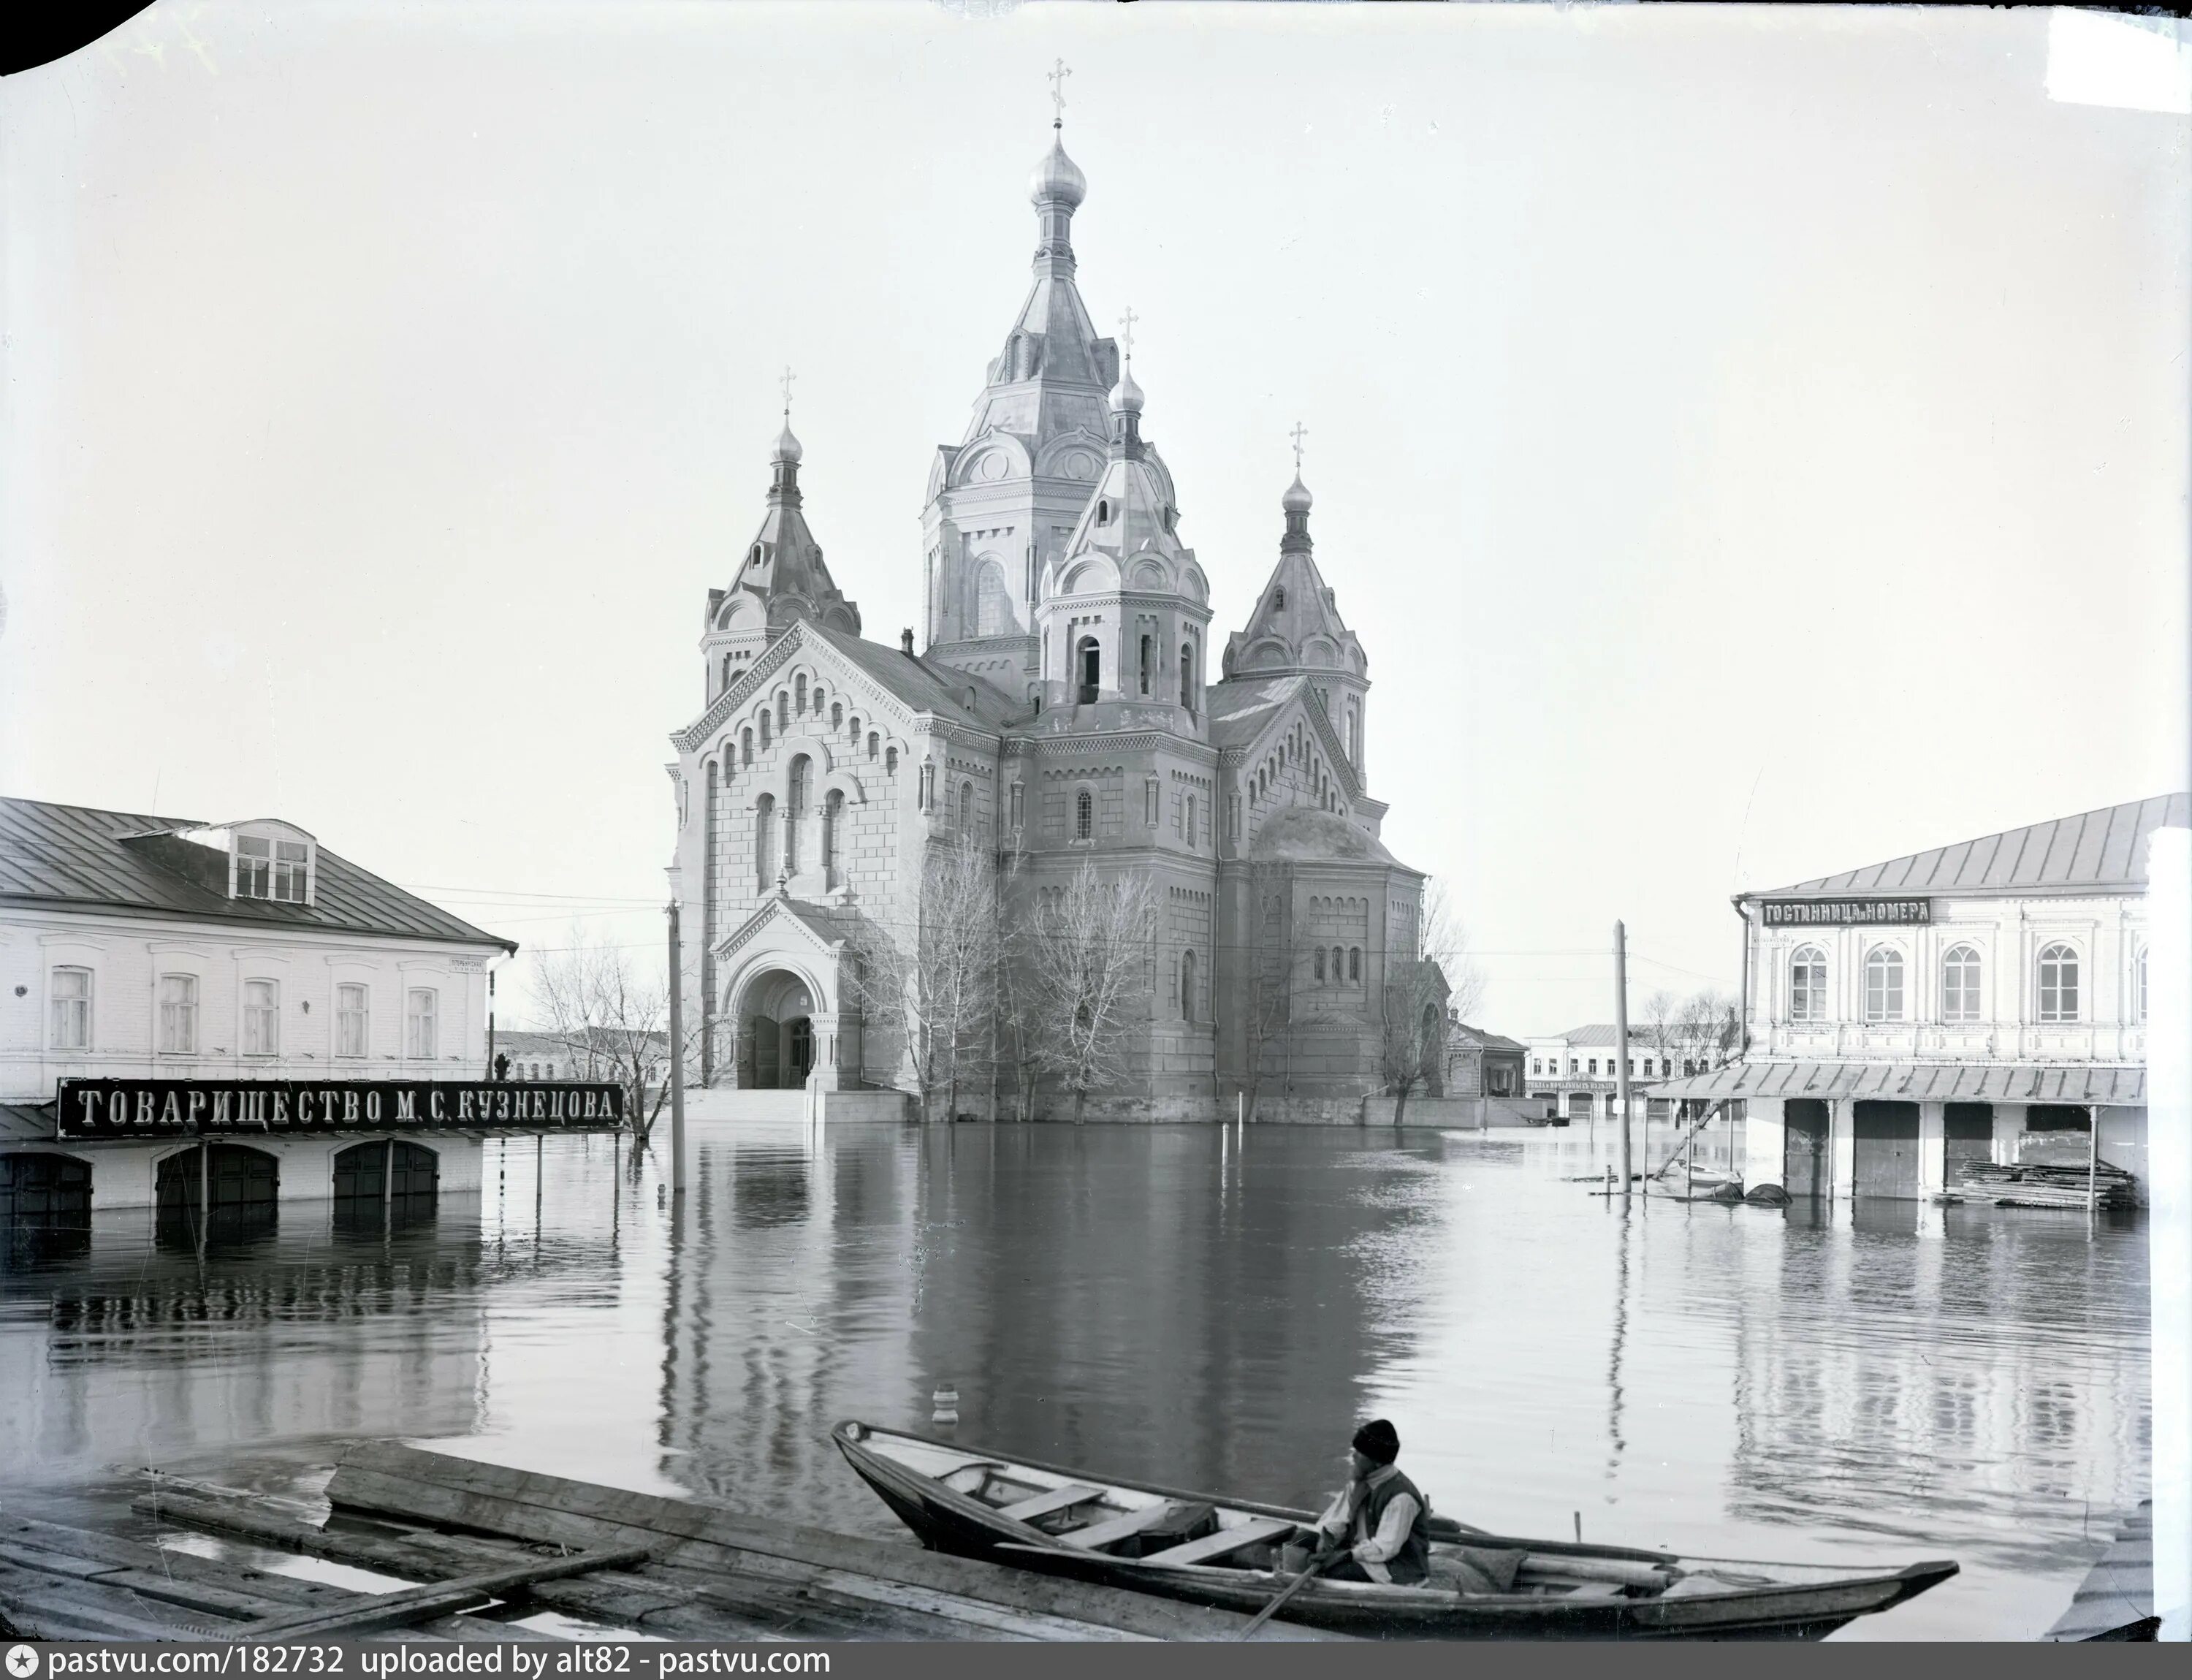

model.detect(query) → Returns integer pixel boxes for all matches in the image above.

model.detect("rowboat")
[832,1421,1956,1639]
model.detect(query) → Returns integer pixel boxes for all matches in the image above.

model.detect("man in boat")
[1299,1419,1433,1586]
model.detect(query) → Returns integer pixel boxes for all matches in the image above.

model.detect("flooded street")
[0,1121,2147,1642]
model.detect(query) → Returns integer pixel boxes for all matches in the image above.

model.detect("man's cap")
[1352,1418,1400,1465]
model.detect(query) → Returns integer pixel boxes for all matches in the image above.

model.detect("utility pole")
[667,896,687,1199]
[1614,921,1633,1202]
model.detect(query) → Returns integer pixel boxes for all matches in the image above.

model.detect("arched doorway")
[332,1141,440,1234]
[156,1144,278,1244]
[738,968,821,1090]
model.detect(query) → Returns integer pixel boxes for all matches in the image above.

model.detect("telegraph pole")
[667,897,687,1198]
[1614,921,1634,1202]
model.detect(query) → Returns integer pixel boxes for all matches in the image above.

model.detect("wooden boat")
[832,1421,1957,1639]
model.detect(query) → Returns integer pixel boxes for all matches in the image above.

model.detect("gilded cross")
[1290,421,1308,474]
[780,365,796,418]
[1118,306,1138,358]
[1048,58,1072,125]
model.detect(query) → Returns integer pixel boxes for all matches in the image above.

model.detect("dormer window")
[1097,498,1111,525]
[234,831,313,903]
[1272,588,1285,610]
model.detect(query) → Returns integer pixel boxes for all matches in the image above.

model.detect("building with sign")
[0,796,604,1225]
[1523,1025,1732,1125]
[1644,793,2183,1204]
[666,118,1430,1120]
[1440,1021,1526,1101]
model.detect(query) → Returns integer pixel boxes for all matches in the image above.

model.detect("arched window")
[722,653,734,691]
[959,781,973,830]
[1272,587,1285,610]
[1184,794,1195,847]
[1072,789,1092,840]
[886,745,899,775]
[1331,946,1344,985]
[867,731,879,760]
[1139,634,1153,696]
[786,757,811,873]
[1314,948,1326,983]
[831,702,843,732]
[758,711,772,748]
[1179,643,1195,710]
[1181,948,1198,1022]
[2037,943,2080,1022]
[1789,946,1827,1022]
[1863,947,1904,1022]
[813,685,825,715]
[1097,498,1111,525]
[823,789,844,886]
[2136,946,2149,1024]
[756,794,777,886]
[1076,637,1101,704]
[740,726,753,767]
[794,673,807,713]
[1349,946,1361,982]
[1941,944,1982,1023]
[975,563,1013,636]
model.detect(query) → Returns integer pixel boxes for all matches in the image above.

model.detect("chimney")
[900,628,915,655]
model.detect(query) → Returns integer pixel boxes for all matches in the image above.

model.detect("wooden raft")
[77,1442,1347,1642]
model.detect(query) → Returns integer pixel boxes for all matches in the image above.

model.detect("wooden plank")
[231,1545,652,1641]
[995,1484,1107,1524]
[327,1443,1347,1640]
[1057,1503,1187,1552]
[1138,1518,1297,1569]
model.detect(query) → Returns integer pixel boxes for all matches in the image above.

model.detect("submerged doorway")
[1784,1099,1829,1198]
[1852,1101,1921,1199]
[739,968,822,1090]
[156,1144,278,1244]
[332,1141,441,1234]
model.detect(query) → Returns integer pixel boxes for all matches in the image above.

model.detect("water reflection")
[0,1123,2149,1641]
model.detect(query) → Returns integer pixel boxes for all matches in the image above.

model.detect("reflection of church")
[668,110,1428,1117]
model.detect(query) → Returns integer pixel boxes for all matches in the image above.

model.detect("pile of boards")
[1950,1158,2138,1210]
[0,1443,1346,1642]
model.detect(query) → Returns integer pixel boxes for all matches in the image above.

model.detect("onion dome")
[1282,473,1313,514]
[1108,359,1144,416]
[771,422,803,466]
[1028,132,1087,210]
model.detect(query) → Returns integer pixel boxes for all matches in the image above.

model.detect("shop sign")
[1759,898,1931,928]
[55,1079,624,1141]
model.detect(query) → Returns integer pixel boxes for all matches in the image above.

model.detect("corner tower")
[699,414,861,707]
[1222,460,1371,783]
[920,107,1124,693]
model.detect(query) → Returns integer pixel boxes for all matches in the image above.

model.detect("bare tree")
[527,930,696,1149]
[1022,861,1158,1124]
[1379,878,1485,1127]
[842,835,998,1122]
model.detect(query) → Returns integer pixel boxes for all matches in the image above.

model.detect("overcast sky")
[4,1,2185,1035]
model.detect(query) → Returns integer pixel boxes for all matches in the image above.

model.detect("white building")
[1525,1025,1711,1123]
[1647,794,2180,1203]
[0,797,520,1215]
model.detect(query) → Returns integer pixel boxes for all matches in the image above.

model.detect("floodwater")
[0,1121,2150,1641]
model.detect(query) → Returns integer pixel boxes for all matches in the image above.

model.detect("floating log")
[230,1546,652,1641]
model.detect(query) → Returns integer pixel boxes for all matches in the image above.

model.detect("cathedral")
[666,115,1431,1121]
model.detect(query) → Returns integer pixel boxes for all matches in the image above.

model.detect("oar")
[1236,1548,1336,1641]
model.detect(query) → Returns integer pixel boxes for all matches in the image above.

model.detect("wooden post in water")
[668,894,687,1200]
[1614,921,1633,1203]
[2087,1104,2101,1232]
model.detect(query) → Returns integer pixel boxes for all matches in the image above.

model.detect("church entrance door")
[737,968,822,1090]
[787,1019,815,1086]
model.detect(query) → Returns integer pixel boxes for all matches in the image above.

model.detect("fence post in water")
[1613,921,1634,1202]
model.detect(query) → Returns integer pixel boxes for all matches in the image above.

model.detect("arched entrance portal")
[156,1144,278,1245]
[739,968,820,1090]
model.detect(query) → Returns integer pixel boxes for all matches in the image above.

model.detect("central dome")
[1028,132,1087,209]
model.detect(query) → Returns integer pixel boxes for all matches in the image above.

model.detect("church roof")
[1246,805,1399,866]
[804,623,1027,729]
[1748,793,2188,901]
[1206,676,1295,751]
[1223,474,1364,680]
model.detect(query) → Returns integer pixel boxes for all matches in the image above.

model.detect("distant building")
[1439,1020,1526,1098]
[1523,1025,1718,1124]
[0,796,613,1225]
[1647,794,2180,1203]
[496,1026,668,1088]
[495,1030,585,1082]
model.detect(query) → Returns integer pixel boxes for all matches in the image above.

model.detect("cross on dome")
[1290,421,1308,474]
[1118,305,1139,359]
[1048,58,1072,127]
[780,365,797,419]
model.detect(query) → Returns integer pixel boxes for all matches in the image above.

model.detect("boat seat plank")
[1137,1518,1297,1568]
[1057,1503,1188,1552]
[996,1486,1107,1524]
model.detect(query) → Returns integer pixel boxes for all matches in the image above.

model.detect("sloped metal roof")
[1643,1060,2146,1105]
[1751,794,2188,901]
[0,797,515,951]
